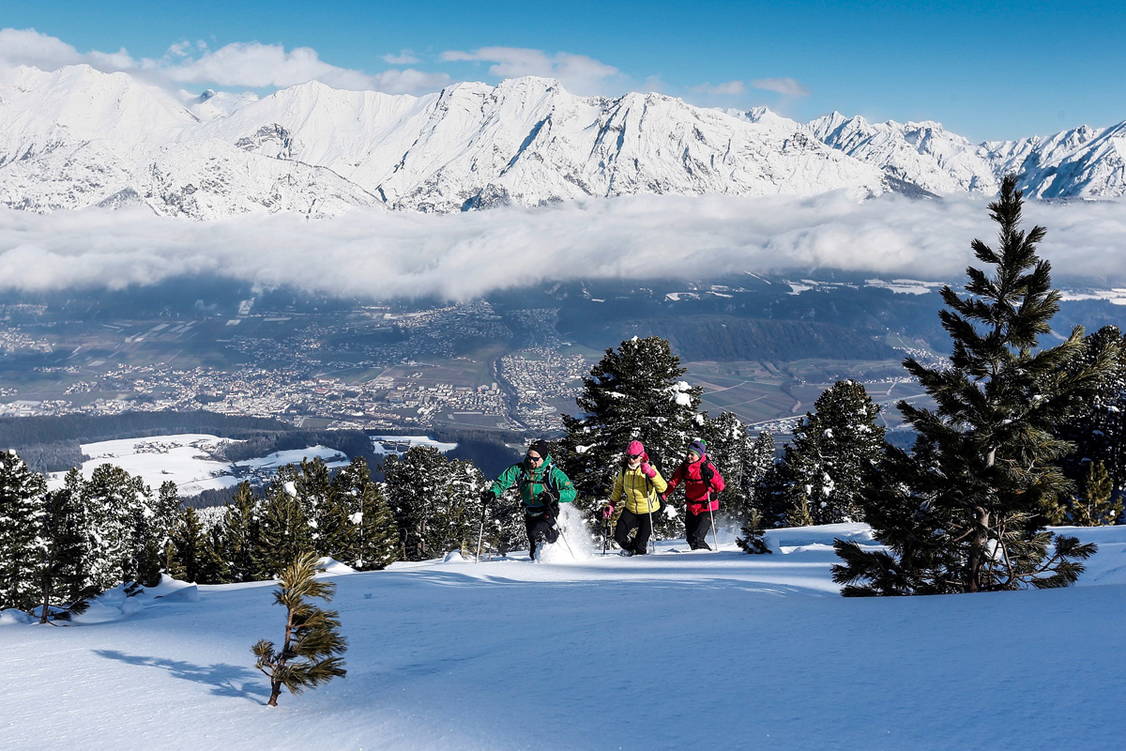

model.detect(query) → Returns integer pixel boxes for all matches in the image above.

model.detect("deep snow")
[2,523,1124,750]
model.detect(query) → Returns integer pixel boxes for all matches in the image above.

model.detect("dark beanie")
[528,439,551,458]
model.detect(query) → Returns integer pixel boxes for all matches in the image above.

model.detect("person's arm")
[663,464,683,496]
[553,467,577,504]
[648,467,668,495]
[488,463,522,498]
[609,470,623,504]
[709,464,726,495]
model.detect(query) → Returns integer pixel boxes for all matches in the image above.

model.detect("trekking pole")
[476,504,486,563]
[706,491,720,552]
[646,497,657,555]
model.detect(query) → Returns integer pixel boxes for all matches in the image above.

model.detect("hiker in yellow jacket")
[605,440,668,556]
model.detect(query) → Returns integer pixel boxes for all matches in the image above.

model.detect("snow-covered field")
[3,521,1125,750]
[52,434,350,495]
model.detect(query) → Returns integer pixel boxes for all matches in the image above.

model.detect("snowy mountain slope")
[808,110,1126,199]
[2,522,1124,750]
[983,122,1126,198]
[1,62,1123,218]
[0,65,888,217]
[807,112,998,194]
[0,66,382,218]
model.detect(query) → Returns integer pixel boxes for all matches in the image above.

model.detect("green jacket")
[488,454,576,510]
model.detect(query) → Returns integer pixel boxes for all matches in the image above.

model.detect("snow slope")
[2,63,1123,217]
[2,522,1124,749]
[51,434,349,496]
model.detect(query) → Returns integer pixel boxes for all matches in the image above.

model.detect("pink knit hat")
[626,440,645,457]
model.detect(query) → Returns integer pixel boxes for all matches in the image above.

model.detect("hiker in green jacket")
[482,440,576,558]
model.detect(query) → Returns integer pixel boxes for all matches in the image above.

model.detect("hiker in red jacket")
[663,439,725,550]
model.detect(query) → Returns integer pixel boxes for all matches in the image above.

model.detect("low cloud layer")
[2,193,1123,300]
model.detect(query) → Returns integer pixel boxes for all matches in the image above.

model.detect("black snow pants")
[685,509,711,550]
[614,508,653,554]
[525,510,559,558]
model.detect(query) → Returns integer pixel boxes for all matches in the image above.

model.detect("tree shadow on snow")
[93,649,268,703]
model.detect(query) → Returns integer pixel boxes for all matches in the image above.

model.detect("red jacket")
[665,455,724,515]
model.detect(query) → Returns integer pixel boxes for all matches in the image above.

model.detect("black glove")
[480,488,494,504]
[542,500,560,519]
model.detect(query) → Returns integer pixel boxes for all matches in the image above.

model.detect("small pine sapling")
[252,551,347,706]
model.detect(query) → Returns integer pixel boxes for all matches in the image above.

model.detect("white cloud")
[159,42,374,89]
[382,50,421,65]
[692,80,746,96]
[752,77,810,97]
[440,46,620,95]
[0,28,135,71]
[0,28,448,96]
[1,194,1123,299]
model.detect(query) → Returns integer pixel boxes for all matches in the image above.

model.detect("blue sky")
[3,0,1123,140]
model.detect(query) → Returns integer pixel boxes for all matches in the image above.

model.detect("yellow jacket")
[610,464,668,514]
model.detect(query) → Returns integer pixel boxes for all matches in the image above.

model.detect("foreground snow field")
[2,523,1125,750]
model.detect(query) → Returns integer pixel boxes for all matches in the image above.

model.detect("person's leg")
[686,510,709,549]
[633,507,653,554]
[524,512,539,558]
[614,509,639,551]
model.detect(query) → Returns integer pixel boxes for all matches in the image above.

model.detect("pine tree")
[1069,461,1121,526]
[252,551,347,707]
[700,411,752,520]
[356,483,400,570]
[775,381,885,525]
[198,526,231,584]
[1055,325,1126,503]
[832,176,1116,596]
[168,507,207,583]
[255,479,314,578]
[81,463,147,592]
[220,482,262,582]
[34,471,91,622]
[559,336,702,536]
[0,451,48,611]
[735,432,779,554]
[382,446,485,560]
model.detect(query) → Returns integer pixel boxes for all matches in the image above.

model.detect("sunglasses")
[526,454,543,462]
[626,453,642,459]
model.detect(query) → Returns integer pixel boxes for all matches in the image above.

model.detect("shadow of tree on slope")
[93,649,268,703]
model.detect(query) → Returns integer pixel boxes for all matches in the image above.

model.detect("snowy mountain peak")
[0,62,1123,219]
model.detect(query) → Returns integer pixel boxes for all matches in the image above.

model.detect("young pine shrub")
[252,551,347,706]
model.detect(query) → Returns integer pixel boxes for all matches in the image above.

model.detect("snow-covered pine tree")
[34,470,91,622]
[1054,325,1126,509]
[168,506,207,583]
[315,461,362,566]
[81,463,147,593]
[735,432,780,554]
[382,446,485,560]
[255,478,314,578]
[356,481,400,570]
[327,457,400,570]
[280,459,332,551]
[744,431,777,514]
[559,336,702,535]
[833,176,1117,596]
[219,482,262,582]
[774,381,884,525]
[700,411,752,521]
[0,451,48,611]
[252,551,347,707]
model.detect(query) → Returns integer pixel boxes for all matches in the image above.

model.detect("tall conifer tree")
[0,451,48,610]
[833,176,1116,595]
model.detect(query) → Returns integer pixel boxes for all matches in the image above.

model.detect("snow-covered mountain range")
[1,63,1123,218]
